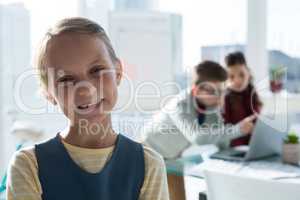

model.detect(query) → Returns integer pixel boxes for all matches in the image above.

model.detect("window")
[268,0,300,93]
[159,0,247,68]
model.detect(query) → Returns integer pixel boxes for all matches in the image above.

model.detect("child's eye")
[57,76,75,84]
[90,66,105,75]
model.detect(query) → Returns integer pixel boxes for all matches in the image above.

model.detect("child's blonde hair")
[35,17,118,89]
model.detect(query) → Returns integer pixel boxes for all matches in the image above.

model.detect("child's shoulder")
[7,146,43,196]
[141,144,165,171]
[9,146,38,170]
[163,89,193,112]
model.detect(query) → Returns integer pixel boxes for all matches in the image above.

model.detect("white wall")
[77,0,113,31]
[109,11,183,114]
[246,0,268,84]
[114,0,159,11]
[0,3,31,173]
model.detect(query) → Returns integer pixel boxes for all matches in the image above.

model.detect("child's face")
[193,81,225,108]
[44,33,122,125]
[227,64,250,92]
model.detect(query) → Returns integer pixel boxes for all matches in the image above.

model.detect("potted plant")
[269,66,285,93]
[282,132,300,165]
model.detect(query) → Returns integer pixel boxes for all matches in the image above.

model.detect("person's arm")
[139,146,170,200]
[142,112,191,159]
[6,148,42,200]
[169,109,242,146]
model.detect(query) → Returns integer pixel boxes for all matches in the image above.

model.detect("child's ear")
[43,90,57,105]
[192,84,199,97]
[114,59,123,86]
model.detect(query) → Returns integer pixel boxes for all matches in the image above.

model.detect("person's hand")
[239,115,256,135]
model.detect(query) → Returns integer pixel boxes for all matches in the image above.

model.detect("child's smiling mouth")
[76,98,105,112]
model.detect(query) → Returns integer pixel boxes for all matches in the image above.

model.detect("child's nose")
[78,89,89,96]
[235,78,244,86]
[75,84,97,101]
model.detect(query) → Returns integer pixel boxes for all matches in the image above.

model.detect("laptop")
[210,115,290,161]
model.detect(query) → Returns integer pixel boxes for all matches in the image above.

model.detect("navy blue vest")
[35,134,145,200]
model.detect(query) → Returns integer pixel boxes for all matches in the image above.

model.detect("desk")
[165,155,203,200]
[168,144,300,182]
[166,145,300,200]
[188,157,300,183]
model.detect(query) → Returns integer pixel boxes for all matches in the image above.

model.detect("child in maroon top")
[223,52,263,146]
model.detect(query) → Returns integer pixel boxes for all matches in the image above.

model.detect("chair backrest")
[204,170,300,200]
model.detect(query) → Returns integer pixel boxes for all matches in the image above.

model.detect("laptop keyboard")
[230,151,246,157]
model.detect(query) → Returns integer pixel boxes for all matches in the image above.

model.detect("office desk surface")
[188,157,300,183]
[166,144,300,183]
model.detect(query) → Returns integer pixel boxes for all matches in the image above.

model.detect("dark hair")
[225,51,247,67]
[225,51,263,108]
[194,60,228,85]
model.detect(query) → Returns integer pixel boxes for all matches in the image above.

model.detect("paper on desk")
[187,159,300,182]
[240,161,300,180]
[181,144,219,159]
[187,159,243,178]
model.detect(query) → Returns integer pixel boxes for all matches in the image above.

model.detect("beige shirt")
[6,138,169,200]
